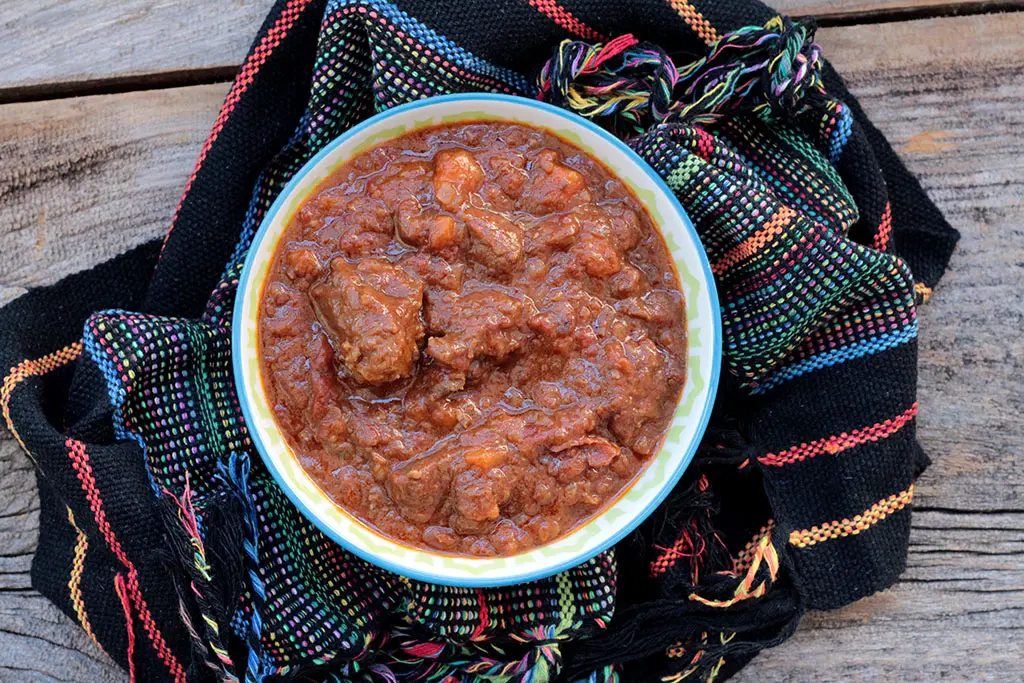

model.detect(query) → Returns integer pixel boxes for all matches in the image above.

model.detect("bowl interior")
[233,94,721,586]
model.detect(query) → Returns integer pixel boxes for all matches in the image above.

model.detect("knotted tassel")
[538,16,830,134]
[219,452,277,683]
[160,476,241,682]
[539,33,679,135]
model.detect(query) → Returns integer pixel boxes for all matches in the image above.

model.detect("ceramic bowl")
[233,93,721,586]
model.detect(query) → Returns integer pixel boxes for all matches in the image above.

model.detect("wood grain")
[0,84,228,289]
[780,0,1021,21]
[1,9,1023,683]
[1,0,1016,96]
[0,0,275,96]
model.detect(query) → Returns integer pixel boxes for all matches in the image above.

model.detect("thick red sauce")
[259,121,687,556]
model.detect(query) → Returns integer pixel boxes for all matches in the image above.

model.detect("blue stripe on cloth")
[752,319,918,395]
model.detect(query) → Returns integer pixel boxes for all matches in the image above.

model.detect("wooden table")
[2,1,1022,680]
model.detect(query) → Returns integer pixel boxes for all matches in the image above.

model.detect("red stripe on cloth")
[759,403,919,467]
[163,0,316,246]
[470,588,491,641]
[114,574,138,683]
[66,438,187,683]
[526,0,605,40]
[872,201,893,252]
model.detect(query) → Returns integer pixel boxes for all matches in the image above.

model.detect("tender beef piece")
[402,365,467,431]
[574,233,622,278]
[281,246,324,287]
[489,153,528,198]
[314,196,394,258]
[521,149,592,214]
[399,252,465,290]
[568,204,645,278]
[462,206,524,273]
[593,203,644,252]
[530,211,581,251]
[609,265,645,298]
[433,148,485,211]
[600,334,674,456]
[366,159,433,206]
[309,257,425,384]
[452,468,510,523]
[425,287,532,372]
[387,453,452,524]
[395,197,465,251]
[615,290,684,326]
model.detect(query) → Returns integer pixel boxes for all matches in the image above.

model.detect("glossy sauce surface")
[259,122,687,556]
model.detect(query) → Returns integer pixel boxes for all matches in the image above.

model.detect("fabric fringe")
[220,453,278,683]
[538,15,828,135]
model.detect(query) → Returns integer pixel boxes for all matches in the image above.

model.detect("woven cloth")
[0,1,958,681]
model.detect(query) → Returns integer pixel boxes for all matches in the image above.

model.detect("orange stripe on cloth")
[66,506,104,653]
[666,0,720,44]
[759,403,918,468]
[2,342,83,454]
[66,438,187,683]
[526,0,605,40]
[164,0,315,246]
[872,201,893,252]
[789,485,915,549]
[914,282,933,304]
[712,206,796,276]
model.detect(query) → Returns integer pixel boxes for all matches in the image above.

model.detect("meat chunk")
[521,149,591,214]
[281,246,324,288]
[326,197,394,258]
[309,257,424,384]
[452,468,509,523]
[433,148,485,211]
[575,234,622,278]
[601,335,674,456]
[567,205,645,278]
[387,454,452,524]
[462,206,524,273]
[396,197,465,251]
[366,159,432,204]
[615,290,684,326]
[531,212,581,251]
[425,288,531,372]
[489,154,528,198]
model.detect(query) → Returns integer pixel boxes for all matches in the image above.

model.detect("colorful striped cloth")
[0,1,958,682]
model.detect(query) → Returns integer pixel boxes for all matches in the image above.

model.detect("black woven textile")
[0,1,958,682]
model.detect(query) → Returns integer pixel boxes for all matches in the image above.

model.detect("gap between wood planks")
[0,1,1021,106]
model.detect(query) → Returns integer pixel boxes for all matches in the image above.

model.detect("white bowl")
[233,93,721,586]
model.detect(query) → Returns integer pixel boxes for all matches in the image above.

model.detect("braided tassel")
[538,16,840,140]
[220,453,276,683]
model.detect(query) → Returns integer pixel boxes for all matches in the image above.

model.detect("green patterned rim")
[233,94,721,587]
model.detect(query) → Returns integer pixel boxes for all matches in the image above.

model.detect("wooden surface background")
[2,1,1023,681]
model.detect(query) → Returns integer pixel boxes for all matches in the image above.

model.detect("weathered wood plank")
[0,84,228,289]
[0,0,275,96]
[781,0,1015,21]
[1,10,1022,683]
[0,0,1011,95]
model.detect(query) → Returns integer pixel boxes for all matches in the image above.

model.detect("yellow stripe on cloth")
[789,485,915,548]
[66,506,104,652]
